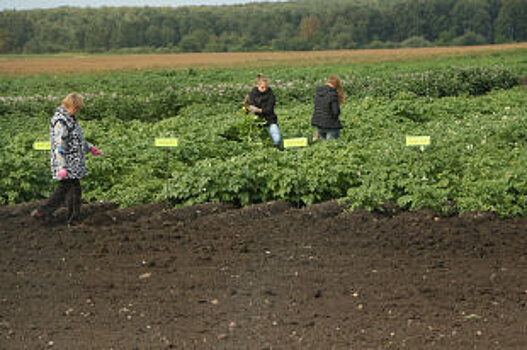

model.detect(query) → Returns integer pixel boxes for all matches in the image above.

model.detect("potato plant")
[0,51,526,216]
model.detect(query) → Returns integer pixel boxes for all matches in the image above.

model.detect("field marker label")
[283,137,308,206]
[283,137,308,149]
[33,140,51,151]
[155,138,179,148]
[155,138,179,200]
[406,136,431,147]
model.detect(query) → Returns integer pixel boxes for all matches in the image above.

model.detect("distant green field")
[1,49,526,216]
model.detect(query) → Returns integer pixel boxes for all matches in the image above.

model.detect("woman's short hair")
[62,93,84,111]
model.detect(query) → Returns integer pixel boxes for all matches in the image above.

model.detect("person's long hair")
[327,75,344,104]
[256,73,269,85]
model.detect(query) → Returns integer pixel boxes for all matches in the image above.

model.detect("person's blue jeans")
[317,127,340,140]
[268,123,282,148]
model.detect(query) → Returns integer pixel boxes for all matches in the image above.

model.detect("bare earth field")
[1,43,526,76]
[1,200,526,349]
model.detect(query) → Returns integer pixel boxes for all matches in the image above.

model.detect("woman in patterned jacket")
[31,93,102,226]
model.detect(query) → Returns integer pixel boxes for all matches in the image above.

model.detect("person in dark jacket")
[311,75,345,140]
[246,74,282,148]
[31,93,102,226]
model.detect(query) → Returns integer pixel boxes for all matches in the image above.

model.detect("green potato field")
[1,48,526,216]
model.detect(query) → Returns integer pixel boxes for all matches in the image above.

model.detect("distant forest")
[0,0,526,54]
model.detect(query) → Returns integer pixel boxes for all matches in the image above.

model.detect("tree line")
[0,0,526,54]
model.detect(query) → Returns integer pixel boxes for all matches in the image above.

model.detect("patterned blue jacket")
[50,107,92,180]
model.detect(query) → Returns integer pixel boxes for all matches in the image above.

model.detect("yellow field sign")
[406,136,431,147]
[283,137,308,149]
[33,140,51,150]
[154,138,179,148]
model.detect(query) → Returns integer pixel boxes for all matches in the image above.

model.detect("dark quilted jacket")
[311,85,342,129]
[248,86,278,126]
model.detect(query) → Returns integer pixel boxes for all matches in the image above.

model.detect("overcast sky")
[1,0,289,11]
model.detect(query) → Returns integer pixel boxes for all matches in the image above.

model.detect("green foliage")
[0,133,53,204]
[1,0,527,54]
[82,89,183,122]
[451,31,489,46]
[220,109,268,143]
[399,36,433,48]
[1,52,526,216]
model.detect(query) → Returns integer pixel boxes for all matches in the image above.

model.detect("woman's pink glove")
[90,146,103,156]
[58,168,67,180]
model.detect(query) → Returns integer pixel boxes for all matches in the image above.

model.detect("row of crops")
[1,49,526,216]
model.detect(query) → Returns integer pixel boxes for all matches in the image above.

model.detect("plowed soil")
[1,200,526,349]
[2,43,527,76]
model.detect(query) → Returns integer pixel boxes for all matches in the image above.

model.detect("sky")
[0,0,289,11]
